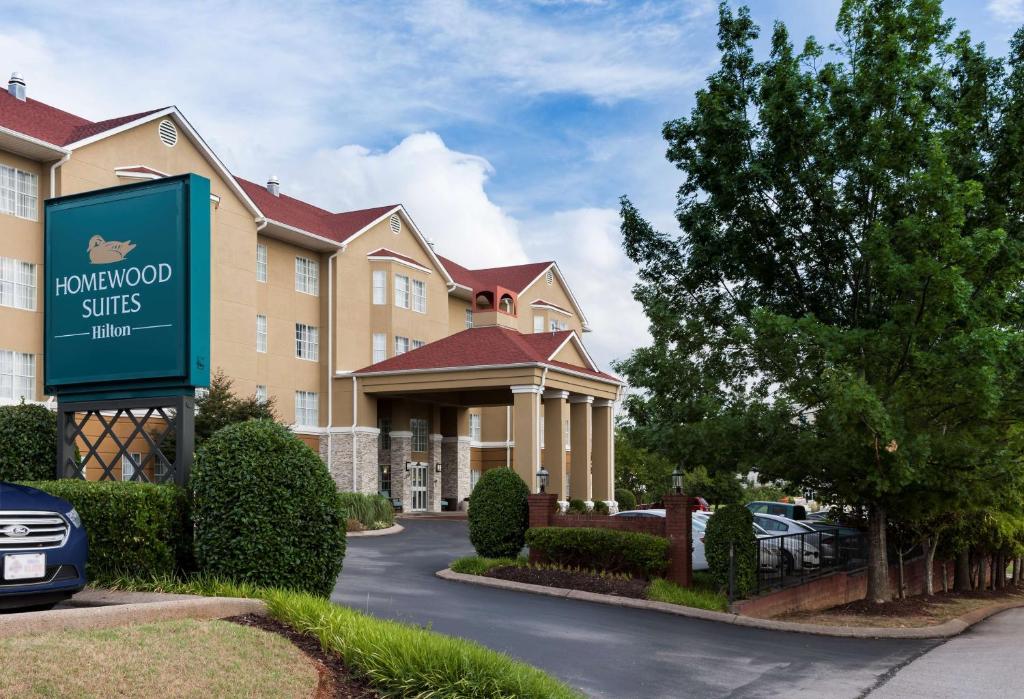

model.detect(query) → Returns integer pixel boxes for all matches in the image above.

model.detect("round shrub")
[593,500,610,515]
[704,504,758,597]
[567,498,588,514]
[192,420,346,596]
[615,488,637,511]
[467,468,529,558]
[0,403,57,481]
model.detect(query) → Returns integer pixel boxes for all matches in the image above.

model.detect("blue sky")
[1,0,1020,370]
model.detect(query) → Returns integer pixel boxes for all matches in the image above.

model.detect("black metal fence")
[754,526,868,594]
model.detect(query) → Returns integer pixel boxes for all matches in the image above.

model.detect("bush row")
[22,480,191,581]
[524,526,670,579]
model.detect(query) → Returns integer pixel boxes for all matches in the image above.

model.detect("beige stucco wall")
[0,151,49,400]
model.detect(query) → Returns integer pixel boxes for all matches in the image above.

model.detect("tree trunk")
[922,536,937,596]
[867,505,890,603]
[942,562,948,593]
[995,554,1005,590]
[954,549,971,592]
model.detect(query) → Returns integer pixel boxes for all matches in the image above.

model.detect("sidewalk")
[868,608,1024,698]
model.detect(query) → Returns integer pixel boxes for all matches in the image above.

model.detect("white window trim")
[411,279,427,314]
[465,308,474,328]
[372,333,387,363]
[411,418,429,452]
[256,244,268,283]
[121,452,142,482]
[256,314,268,353]
[394,274,410,309]
[0,165,38,222]
[255,384,268,403]
[372,270,387,305]
[294,391,319,426]
[0,257,37,311]
[394,335,409,356]
[295,256,319,295]
[295,323,319,362]
[0,349,34,402]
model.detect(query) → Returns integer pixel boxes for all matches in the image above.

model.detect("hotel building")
[0,72,621,511]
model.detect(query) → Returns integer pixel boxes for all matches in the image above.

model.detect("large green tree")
[618,0,1024,602]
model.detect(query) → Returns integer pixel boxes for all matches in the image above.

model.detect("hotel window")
[294,391,319,426]
[121,452,142,482]
[394,336,409,355]
[256,384,268,403]
[465,308,473,328]
[412,279,427,313]
[470,414,481,442]
[470,469,481,491]
[411,418,428,452]
[295,256,319,295]
[550,319,568,332]
[379,418,391,450]
[379,464,392,497]
[0,165,38,221]
[256,244,267,282]
[533,315,544,333]
[372,270,387,304]
[295,323,319,361]
[394,274,410,309]
[372,333,387,362]
[0,350,34,401]
[412,339,425,350]
[256,314,268,353]
[0,257,36,311]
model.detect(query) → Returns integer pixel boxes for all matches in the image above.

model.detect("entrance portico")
[332,326,622,512]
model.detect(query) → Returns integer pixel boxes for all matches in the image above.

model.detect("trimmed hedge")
[0,403,57,481]
[567,498,588,514]
[192,420,346,596]
[525,527,669,579]
[468,468,529,558]
[704,504,758,597]
[592,500,610,515]
[615,488,637,511]
[338,492,395,529]
[21,480,190,581]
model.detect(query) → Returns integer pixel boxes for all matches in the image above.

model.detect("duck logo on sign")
[87,235,136,264]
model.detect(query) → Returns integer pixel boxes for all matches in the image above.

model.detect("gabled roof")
[366,248,431,272]
[438,256,553,294]
[0,89,164,147]
[531,298,572,314]
[354,326,619,383]
[236,177,397,244]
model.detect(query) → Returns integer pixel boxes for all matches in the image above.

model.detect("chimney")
[8,72,25,101]
[266,175,280,197]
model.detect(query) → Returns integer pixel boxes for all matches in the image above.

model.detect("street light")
[671,463,684,495]
[537,466,550,493]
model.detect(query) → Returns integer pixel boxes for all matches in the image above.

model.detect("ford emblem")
[3,525,30,537]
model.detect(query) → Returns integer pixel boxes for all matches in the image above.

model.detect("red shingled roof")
[437,255,553,294]
[367,248,429,269]
[0,89,164,146]
[355,326,618,382]
[236,177,397,244]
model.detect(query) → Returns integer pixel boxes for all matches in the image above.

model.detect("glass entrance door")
[410,462,427,511]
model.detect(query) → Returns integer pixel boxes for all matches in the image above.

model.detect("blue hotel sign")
[44,174,211,399]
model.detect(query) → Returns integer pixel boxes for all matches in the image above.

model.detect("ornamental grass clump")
[192,420,346,596]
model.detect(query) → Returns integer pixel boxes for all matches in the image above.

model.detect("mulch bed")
[226,614,378,699]
[825,586,1024,619]
[484,565,649,598]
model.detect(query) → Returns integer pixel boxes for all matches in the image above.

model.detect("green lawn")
[0,619,316,699]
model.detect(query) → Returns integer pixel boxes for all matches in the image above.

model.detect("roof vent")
[545,269,554,286]
[157,119,178,147]
[267,175,280,197]
[8,72,25,101]
[389,214,401,234]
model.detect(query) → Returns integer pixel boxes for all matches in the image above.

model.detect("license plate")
[4,553,46,581]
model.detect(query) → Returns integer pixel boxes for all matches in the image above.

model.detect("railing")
[753,526,868,595]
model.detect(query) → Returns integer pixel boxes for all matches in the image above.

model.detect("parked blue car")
[0,482,87,610]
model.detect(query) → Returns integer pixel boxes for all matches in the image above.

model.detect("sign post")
[44,174,211,484]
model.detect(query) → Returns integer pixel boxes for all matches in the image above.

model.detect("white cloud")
[301,133,527,268]
[988,0,1024,22]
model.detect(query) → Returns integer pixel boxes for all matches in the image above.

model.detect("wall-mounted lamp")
[435,463,442,473]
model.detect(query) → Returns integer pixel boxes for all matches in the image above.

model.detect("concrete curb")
[347,523,405,538]
[0,594,266,638]
[436,568,1024,639]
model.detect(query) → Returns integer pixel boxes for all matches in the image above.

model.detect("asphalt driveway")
[332,519,934,699]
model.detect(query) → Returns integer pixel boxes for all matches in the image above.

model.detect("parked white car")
[752,514,822,571]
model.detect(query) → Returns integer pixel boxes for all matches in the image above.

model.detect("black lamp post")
[672,463,684,495]
[537,466,550,494]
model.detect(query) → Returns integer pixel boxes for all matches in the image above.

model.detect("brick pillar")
[664,493,693,588]
[527,493,557,565]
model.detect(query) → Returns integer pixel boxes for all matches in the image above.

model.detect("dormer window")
[499,294,515,315]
